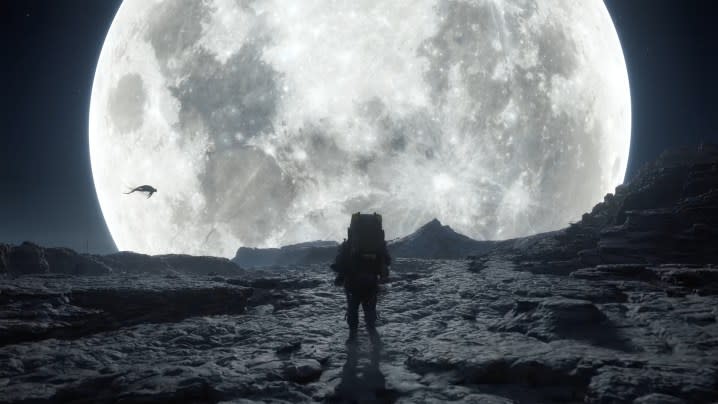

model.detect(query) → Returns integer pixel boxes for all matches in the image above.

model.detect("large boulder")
[6,242,49,274]
[283,359,323,383]
[43,247,112,276]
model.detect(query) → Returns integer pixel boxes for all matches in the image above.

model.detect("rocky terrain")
[1,145,717,403]
[2,258,716,403]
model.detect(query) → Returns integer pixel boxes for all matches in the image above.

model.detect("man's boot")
[367,326,382,347]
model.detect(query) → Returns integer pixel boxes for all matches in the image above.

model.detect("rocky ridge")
[233,219,495,268]
[233,241,340,268]
[470,144,718,274]
[0,243,244,276]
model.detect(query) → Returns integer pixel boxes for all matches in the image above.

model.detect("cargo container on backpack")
[348,212,385,257]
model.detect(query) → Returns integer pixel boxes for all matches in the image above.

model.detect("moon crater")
[108,74,147,133]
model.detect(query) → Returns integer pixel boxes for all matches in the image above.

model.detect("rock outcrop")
[96,251,244,276]
[0,244,244,276]
[2,242,51,274]
[0,275,252,347]
[473,144,718,278]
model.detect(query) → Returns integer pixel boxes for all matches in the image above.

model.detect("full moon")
[90,0,631,257]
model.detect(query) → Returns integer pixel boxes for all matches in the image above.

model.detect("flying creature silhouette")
[124,185,157,199]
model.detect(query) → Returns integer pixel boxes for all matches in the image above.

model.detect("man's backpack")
[348,212,385,259]
[343,213,387,292]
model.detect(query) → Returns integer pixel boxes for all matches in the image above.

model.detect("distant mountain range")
[0,219,494,274]
[232,218,496,268]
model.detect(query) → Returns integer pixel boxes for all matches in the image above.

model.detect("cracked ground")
[1,258,717,403]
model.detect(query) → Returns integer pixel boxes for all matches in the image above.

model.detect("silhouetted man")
[331,213,391,346]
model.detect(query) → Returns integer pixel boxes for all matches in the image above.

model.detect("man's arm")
[380,242,391,281]
[331,242,347,286]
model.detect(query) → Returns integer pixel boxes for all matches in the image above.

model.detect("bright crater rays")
[90,0,631,257]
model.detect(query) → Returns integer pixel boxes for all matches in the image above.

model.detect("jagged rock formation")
[472,144,718,274]
[233,219,494,267]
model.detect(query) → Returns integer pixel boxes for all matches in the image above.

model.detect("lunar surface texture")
[90,0,631,257]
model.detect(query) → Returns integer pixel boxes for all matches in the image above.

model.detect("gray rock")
[0,243,10,272]
[43,247,112,276]
[0,275,251,346]
[491,298,611,344]
[586,364,718,403]
[570,264,656,281]
[283,359,322,383]
[654,265,718,293]
[633,393,687,404]
[6,242,49,274]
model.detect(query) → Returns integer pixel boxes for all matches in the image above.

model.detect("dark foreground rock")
[1,258,716,403]
[0,275,252,346]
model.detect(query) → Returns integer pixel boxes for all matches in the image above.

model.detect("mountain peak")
[388,219,496,259]
[417,218,445,232]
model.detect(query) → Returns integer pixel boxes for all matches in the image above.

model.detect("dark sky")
[1,1,717,253]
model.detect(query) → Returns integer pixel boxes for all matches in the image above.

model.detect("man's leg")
[361,292,381,345]
[345,290,360,343]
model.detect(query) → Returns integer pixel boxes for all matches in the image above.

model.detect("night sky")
[2,1,717,253]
